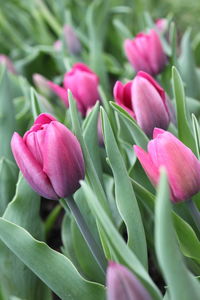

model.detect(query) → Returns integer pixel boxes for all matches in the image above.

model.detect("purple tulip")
[134,128,200,202]
[114,71,174,137]
[0,55,16,74]
[11,113,85,200]
[106,261,152,300]
[124,30,167,75]
[63,25,81,55]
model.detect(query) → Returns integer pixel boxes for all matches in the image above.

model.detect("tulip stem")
[60,197,107,274]
[187,199,200,232]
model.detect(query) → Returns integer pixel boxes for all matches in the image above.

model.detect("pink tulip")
[134,128,200,202]
[63,63,100,116]
[155,18,168,34]
[106,261,152,300]
[124,30,167,75]
[0,55,16,74]
[11,113,85,200]
[114,71,174,137]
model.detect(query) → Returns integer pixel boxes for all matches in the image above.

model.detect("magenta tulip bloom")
[107,261,152,300]
[134,128,200,202]
[124,30,167,75]
[63,63,100,116]
[114,71,174,137]
[11,114,85,200]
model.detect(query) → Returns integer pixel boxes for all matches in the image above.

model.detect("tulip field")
[1,0,200,299]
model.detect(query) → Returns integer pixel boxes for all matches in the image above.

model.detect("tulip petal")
[113,81,136,119]
[11,133,59,200]
[34,113,57,125]
[134,145,159,185]
[48,81,69,107]
[131,75,169,137]
[107,262,152,300]
[151,132,200,202]
[43,121,85,198]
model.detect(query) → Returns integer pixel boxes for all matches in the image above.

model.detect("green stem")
[186,199,200,232]
[60,197,107,274]
[36,0,62,36]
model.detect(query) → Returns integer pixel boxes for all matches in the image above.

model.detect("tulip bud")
[53,40,62,52]
[11,113,85,200]
[0,55,16,74]
[124,30,167,75]
[106,261,152,300]
[113,71,174,137]
[33,73,51,97]
[155,18,168,34]
[63,63,100,116]
[63,25,81,55]
[134,128,200,202]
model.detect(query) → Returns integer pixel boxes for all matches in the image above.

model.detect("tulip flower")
[11,113,85,200]
[134,128,200,202]
[124,30,167,75]
[114,71,174,137]
[106,261,152,300]
[47,63,100,116]
[0,55,16,74]
[63,63,100,116]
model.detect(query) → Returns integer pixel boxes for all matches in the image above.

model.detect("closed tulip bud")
[11,114,85,200]
[114,71,174,137]
[106,261,152,300]
[124,30,167,75]
[53,40,62,52]
[63,63,100,116]
[63,25,81,55]
[134,128,200,203]
[155,18,168,34]
[0,55,16,74]
[33,73,51,97]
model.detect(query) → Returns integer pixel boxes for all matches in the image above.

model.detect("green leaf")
[112,19,133,39]
[192,114,200,159]
[0,175,51,300]
[0,68,21,160]
[155,169,200,300]
[173,213,200,263]
[172,66,196,153]
[110,102,149,149]
[31,87,42,119]
[169,22,177,67]
[101,108,147,268]
[83,102,103,183]
[131,176,200,265]
[0,218,106,300]
[86,0,109,91]
[0,157,18,216]
[68,93,110,216]
[71,218,105,284]
[179,29,200,99]
[81,181,162,300]
[68,93,111,260]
